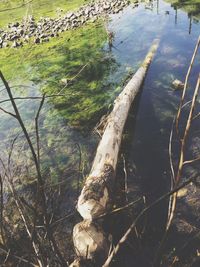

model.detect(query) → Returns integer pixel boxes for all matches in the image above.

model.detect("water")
[0,0,200,265]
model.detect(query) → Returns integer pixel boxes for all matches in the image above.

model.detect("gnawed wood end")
[77,164,115,220]
[72,220,110,264]
[69,258,93,267]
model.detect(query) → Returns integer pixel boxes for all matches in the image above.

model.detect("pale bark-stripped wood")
[77,39,159,221]
[70,39,159,267]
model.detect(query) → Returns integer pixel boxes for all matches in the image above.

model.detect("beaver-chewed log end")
[69,258,93,267]
[77,187,109,220]
[72,220,110,265]
[77,164,115,220]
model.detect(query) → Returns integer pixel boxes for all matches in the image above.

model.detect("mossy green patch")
[0,21,118,131]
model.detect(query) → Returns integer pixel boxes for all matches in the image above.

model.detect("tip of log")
[69,259,92,267]
[72,220,110,264]
[77,164,115,220]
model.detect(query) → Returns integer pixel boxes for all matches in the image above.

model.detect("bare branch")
[102,175,198,267]
[0,106,16,118]
[35,94,46,163]
[175,36,200,131]
[0,246,37,266]
[166,74,200,231]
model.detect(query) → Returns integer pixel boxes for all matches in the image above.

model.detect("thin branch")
[183,156,200,166]
[0,174,5,245]
[35,94,46,163]
[0,71,68,267]
[0,94,67,105]
[58,62,89,94]
[102,175,198,267]
[167,74,200,231]
[0,247,37,267]
[0,106,16,118]
[192,111,200,121]
[122,155,128,202]
[94,197,142,220]
[175,35,200,131]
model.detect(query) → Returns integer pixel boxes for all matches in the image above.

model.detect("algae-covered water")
[0,0,200,266]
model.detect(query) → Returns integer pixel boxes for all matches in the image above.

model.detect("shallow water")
[0,0,200,265]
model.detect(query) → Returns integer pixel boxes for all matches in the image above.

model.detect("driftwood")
[70,39,159,266]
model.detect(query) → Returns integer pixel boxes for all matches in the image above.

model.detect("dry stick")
[31,95,46,243]
[166,74,200,231]
[0,94,67,105]
[0,141,44,266]
[102,174,198,267]
[35,94,46,164]
[0,174,6,245]
[175,36,200,132]
[167,99,193,223]
[94,197,142,220]
[167,118,176,235]
[183,155,200,165]
[7,180,44,267]
[122,155,128,202]
[0,246,37,267]
[0,71,68,267]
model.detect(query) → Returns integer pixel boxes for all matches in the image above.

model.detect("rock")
[60,78,69,85]
[34,37,40,44]
[3,42,9,48]
[11,41,20,48]
[12,22,20,27]
[1,0,131,49]
[172,79,184,90]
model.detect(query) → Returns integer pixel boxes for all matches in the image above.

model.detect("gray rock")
[34,37,40,44]
[12,41,20,48]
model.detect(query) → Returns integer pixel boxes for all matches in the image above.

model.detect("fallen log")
[70,39,159,267]
[77,38,159,220]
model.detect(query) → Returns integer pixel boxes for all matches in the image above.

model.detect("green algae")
[0,19,118,130]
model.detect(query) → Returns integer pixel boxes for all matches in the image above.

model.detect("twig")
[0,247,37,266]
[0,94,67,105]
[0,71,68,267]
[95,197,142,220]
[75,143,82,197]
[175,36,200,132]
[166,74,200,231]
[122,155,128,202]
[0,175,5,245]
[0,106,16,118]
[58,62,89,94]
[102,175,198,267]
[35,94,46,163]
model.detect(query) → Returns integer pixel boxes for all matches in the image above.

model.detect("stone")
[11,41,20,48]
[34,37,40,44]
[172,79,184,90]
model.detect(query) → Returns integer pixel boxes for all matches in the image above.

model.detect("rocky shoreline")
[0,0,134,49]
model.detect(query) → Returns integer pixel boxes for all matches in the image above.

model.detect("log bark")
[70,39,159,266]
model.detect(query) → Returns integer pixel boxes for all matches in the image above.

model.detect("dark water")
[107,1,200,266]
